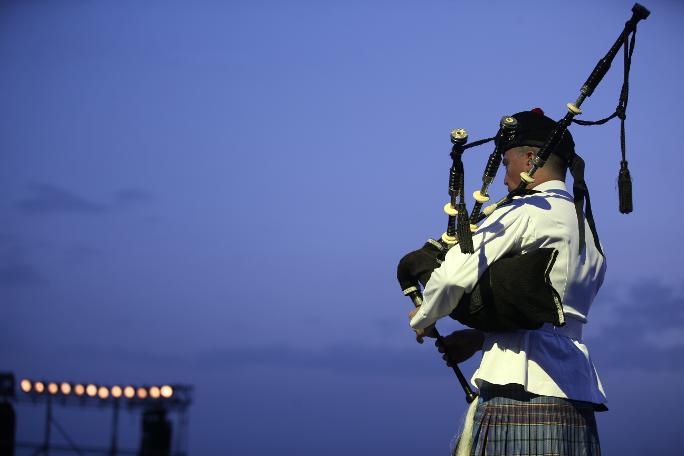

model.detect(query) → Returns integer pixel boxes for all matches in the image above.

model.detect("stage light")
[160,385,173,399]
[60,382,72,395]
[14,375,190,412]
[98,386,109,399]
[149,386,160,399]
[86,384,97,397]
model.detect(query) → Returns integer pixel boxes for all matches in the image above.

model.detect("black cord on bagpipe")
[572,17,638,214]
[473,3,648,226]
[400,3,649,404]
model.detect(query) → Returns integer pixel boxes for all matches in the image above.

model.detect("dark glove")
[396,239,447,292]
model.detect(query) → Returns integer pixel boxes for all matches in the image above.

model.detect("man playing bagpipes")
[396,4,650,454]
[399,108,607,455]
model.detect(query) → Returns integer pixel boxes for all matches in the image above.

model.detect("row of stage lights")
[20,379,174,401]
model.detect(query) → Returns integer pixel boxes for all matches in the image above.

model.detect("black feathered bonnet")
[502,108,575,162]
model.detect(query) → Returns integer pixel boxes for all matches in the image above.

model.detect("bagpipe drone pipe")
[396,3,650,403]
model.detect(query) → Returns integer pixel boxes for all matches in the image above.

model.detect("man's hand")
[436,329,485,365]
[396,239,446,292]
[408,308,437,343]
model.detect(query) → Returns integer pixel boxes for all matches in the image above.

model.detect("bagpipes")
[397,3,650,404]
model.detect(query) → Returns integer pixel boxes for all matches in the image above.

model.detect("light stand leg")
[109,400,119,456]
[33,396,52,456]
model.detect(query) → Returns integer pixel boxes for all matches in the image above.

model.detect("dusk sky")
[2,0,683,454]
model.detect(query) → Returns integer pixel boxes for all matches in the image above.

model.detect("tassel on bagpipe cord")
[571,7,642,213]
[521,3,650,187]
[617,23,638,214]
[473,3,649,224]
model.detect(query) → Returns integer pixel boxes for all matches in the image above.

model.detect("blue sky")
[2,0,683,454]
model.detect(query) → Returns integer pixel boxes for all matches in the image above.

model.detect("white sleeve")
[409,204,533,329]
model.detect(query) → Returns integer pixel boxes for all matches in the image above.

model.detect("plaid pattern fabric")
[455,384,601,456]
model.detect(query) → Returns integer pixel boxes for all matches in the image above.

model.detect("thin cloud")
[64,244,106,265]
[14,183,107,215]
[69,343,445,379]
[113,188,154,208]
[13,183,153,215]
[190,343,445,378]
[0,235,47,288]
[588,279,684,371]
[0,261,46,288]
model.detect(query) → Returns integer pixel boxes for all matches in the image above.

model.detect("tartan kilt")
[453,384,602,456]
